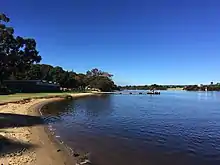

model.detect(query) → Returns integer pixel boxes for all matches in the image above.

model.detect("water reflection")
[42,92,220,165]
[84,95,114,117]
[197,91,218,101]
[42,100,75,123]
[42,95,114,122]
[42,100,73,115]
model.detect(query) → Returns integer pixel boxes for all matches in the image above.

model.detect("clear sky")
[1,0,220,85]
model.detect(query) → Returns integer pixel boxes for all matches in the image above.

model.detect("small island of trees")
[184,84,220,91]
[119,84,169,90]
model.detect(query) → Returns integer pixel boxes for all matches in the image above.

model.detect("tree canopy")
[0,14,118,92]
[0,14,41,85]
[6,64,117,91]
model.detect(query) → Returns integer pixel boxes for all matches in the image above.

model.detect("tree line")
[10,65,118,92]
[0,14,117,92]
[120,84,169,90]
[2,14,220,93]
[184,84,220,91]
[121,84,220,91]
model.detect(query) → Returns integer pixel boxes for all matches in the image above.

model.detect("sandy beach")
[0,93,95,165]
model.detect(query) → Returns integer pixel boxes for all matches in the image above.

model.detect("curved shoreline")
[0,93,96,165]
[29,93,96,165]
[28,98,76,165]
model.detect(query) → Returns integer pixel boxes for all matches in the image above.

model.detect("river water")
[42,91,220,165]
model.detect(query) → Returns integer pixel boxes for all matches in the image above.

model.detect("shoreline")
[0,93,96,165]
[29,98,76,165]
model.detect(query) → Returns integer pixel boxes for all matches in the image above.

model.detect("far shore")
[167,87,184,90]
[0,92,95,165]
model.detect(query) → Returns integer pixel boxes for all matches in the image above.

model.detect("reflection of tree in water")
[197,91,217,101]
[41,100,76,123]
[42,100,74,115]
[83,95,114,117]
[41,95,114,123]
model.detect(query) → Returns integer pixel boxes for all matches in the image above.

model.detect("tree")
[0,14,119,92]
[38,64,53,80]
[88,76,116,92]
[91,68,99,76]
[0,13,41,85]
[86,68,113,78]
[61,71,78,88]
[49,66,66,85]
[25,64,42,80]
[75,73,87,89]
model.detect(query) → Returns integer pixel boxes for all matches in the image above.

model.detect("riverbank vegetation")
[121,84,220,91]
[2,14,220,93]
[120,84,184,90]
[0,14,117,93]
[184,84,220,91]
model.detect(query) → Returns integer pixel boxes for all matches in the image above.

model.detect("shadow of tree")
[0,135,37,157]
[0,113,44,157]
[0,113,44,129]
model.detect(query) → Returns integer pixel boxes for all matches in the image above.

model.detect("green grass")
[0,92,75,103]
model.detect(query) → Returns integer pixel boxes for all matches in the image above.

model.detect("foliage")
[4,63,117,92]
[120,84,168,90]
[0,13,41,85]
[208,85,220,91]
[184,84,220,91]
[0,14,117,92]
[86,68,113,78]
[183,85,199,91]
[149,84,168,90]
[87,76,116,92]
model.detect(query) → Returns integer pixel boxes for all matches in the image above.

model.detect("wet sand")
[0,93,95,165]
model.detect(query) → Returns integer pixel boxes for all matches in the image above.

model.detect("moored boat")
[147,89,160,95]
[147,91,160,95]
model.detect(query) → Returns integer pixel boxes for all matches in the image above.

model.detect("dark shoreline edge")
[28,98,75,165]
[40,99,79,159]
[28,94,98,165]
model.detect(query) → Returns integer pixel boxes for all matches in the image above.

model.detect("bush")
[0,86,12,95]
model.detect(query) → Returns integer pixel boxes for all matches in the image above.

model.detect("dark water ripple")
[42,91,220,165]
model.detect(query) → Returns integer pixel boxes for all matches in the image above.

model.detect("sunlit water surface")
[42,91,220,165]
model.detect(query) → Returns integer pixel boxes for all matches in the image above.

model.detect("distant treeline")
[120,84,220,91]
[184,84,220,91]
[119,84,184,90]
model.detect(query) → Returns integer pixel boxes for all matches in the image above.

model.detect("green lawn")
[0,92,72,104]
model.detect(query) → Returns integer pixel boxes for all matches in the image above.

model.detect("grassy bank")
[0,92,79,104]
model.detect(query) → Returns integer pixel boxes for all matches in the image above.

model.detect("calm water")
[42,91,220,165]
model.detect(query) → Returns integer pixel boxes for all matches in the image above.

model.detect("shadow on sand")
[0,135,37,157]
[0,113,44,129]
[0,113,44,156]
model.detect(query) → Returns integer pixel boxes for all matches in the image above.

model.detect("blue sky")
[1,0,220,85]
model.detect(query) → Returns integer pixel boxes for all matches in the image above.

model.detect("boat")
[147,89,160,95]
[147,91,160,95]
